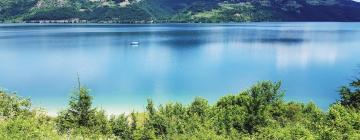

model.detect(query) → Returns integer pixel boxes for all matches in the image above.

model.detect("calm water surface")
[0,23,359,115]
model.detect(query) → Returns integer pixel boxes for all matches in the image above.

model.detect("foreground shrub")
[339,78,360,109]
[1,80,360,139]
[56,86,113,138]
[0,90,61,139]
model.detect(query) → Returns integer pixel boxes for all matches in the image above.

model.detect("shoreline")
[0,21,360,26]
[1,20,360,25]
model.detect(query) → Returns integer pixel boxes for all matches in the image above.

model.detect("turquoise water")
[0,23,359,115]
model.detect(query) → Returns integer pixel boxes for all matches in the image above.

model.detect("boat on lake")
[130,41,140,46]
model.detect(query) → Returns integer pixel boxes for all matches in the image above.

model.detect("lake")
[0,23,359,115]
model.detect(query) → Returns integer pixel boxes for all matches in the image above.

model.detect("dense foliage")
[339,77,360,109]
[0,0,37,22]
[1,78,360,139]
[0,89,60,139]
[1,0,360,23]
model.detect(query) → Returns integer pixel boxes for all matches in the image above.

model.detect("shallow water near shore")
[0,23,359,115]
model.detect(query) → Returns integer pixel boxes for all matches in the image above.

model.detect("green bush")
[0,90,61,139]
[1,80,360,139]
[339,78,360,109]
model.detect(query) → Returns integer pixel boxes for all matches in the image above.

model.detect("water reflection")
[275,45,338,69]
[0,23,359,115]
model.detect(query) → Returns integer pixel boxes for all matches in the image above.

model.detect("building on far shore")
[27,18,88,24]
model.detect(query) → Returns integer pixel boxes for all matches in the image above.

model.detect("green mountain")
[1,0,360,23]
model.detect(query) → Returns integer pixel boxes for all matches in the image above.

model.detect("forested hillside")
[1,0,360,23]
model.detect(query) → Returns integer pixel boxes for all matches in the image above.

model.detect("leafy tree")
[2,78,360,139]
[144,99,166,138]
[214,81,284,135]
[321,104,360,139]
[257,123,315,139]
[0,89,61,139]
[188,97,209,118]
[157,102,187,135]
[90,109,111,136]
[0,90,31,119]
[339,78,360,109]
[109,114,131,139]
[130,111,137,133]
[243,81,283,134]
[0,112,61,140]
[147,99,155,117]
[56,86,96,134]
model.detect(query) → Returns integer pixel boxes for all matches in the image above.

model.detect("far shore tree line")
[0,73,360,139]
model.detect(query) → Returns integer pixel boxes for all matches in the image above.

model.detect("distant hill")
[1,0,360,23]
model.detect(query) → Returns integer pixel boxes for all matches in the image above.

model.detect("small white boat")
[130,41,140,46]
